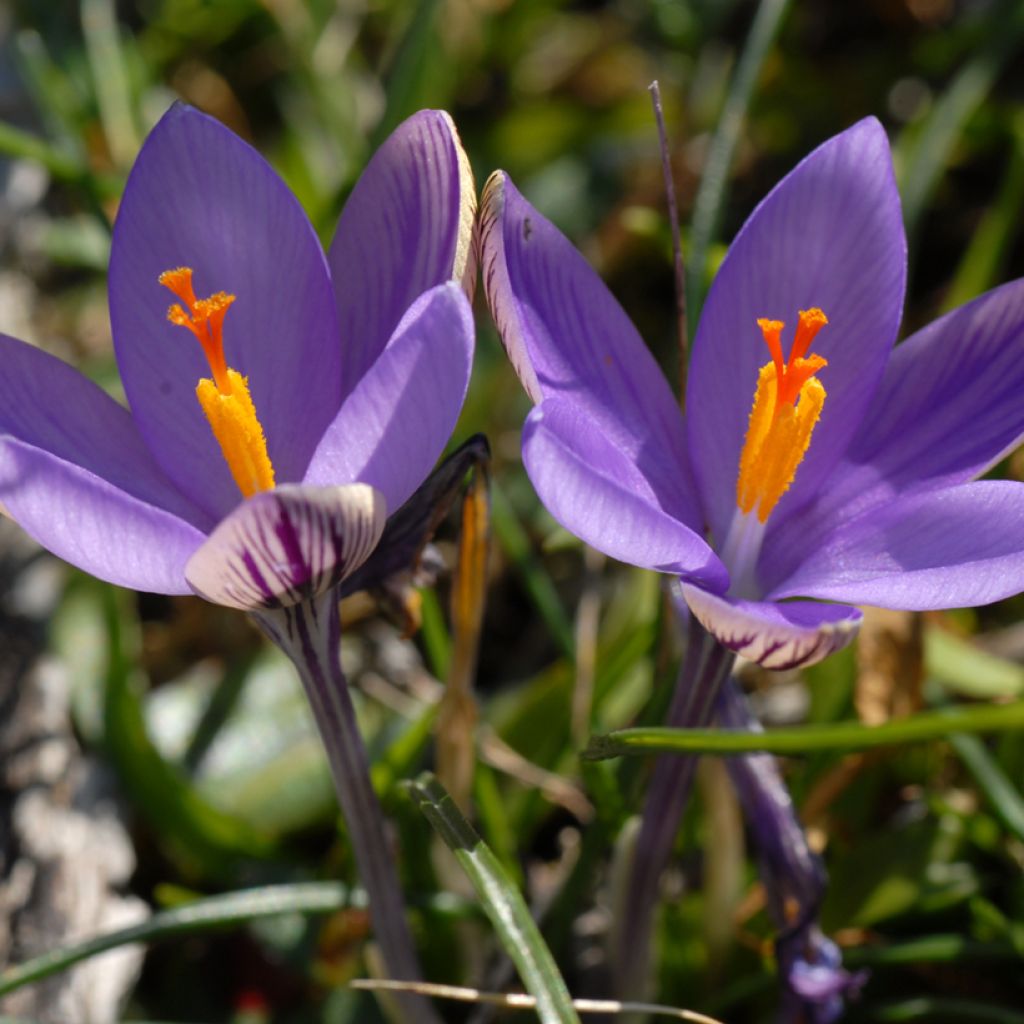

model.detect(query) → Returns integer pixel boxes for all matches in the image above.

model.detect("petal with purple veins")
[330,110,476,398]
[771,480,1024,610]
[829,277,1024,502]
[688,118,906,544]
[185,483,386,610]
[523,400,728,590]
[303,282,474,511]
[109,103,341,520]
[681,584,861,670]
[480,171,702,528]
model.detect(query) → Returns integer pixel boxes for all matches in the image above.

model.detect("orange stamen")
[160,269,234,392]
[159,267,275,498]
[736,309,829,522]
[158,266,198,310]
[789,307,828,365]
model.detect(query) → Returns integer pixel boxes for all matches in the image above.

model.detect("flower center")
[159,267,276,499]
[735,308,828,523]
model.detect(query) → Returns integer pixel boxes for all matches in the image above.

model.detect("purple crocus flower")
[0,102,475,1018]
[480,117,1024,670]
[0,103,475,609]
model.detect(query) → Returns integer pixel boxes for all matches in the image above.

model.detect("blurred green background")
[2,0,1024,1021]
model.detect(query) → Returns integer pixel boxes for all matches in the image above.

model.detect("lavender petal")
[522,400,728,589]
[0,332,208,593]
[688,117,906,545]
[770,479,1024,609]
[109,103,342,519]
[304,282,474,510]
[330,110,476,399]
[479,171,703,530]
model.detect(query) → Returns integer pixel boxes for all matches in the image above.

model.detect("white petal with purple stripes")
[185,484,386,610]
[681,583,862,670]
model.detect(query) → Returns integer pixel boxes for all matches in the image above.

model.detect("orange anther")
[790,307,828,365]
[158,267,198,310]
[157,267,275,499]
[737,308,830,522]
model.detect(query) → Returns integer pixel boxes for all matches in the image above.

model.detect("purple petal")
[771,480,1024,610]
[303,283,473,511]
[480,171,703,530]
[329,110,476,399]
[109,104,341,520]
[681,584,861,669]
[522,400,728,589]
[185,483,386,610]
[0,333,208,592]
[688,118,906,545]
[833,278,1024,501]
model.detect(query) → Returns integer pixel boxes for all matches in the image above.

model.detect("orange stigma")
[159,267,275,498]
[736,308,828,522]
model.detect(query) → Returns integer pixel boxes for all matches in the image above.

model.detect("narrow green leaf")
[845,934,1021,967]
[686,0,792,328]
[874,997,1024,1023]
[81,0,140,167]
[950,733,1024,843]
[584,700,1024,759]
[0,883,356,998]
[372,0,445,149]
[941,115,1024,311]
[407,773,580,1024]
[491,481,575,659]
[926,626,1024,700]
[896,0,1024,243]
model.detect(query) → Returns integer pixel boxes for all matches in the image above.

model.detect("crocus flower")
[0,103,475,1018]
[0,102,476,612]
[480,117,1024,670]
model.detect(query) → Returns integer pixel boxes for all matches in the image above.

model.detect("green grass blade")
[940,113,1024,311]
[874,997,1024,1023]
[491,481,576,659]
[407,772,581,1024]
[81,0,140,167]
[0,883,356,998]
[584,701,1024,759]
[686,0,792,329]
[950,733,1024,843]
[896,0,1024,244]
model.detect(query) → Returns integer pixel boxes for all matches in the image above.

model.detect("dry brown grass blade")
[350,979,726,1022]
[436,455,491,811]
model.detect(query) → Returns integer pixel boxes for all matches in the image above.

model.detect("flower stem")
[255,593,440,1024]
[613,614,734,998]
[717,678,864,1023]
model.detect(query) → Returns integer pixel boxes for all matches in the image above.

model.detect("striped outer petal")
[329,110,476,399]
[185,483,386,610]
[681,583,862,670]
